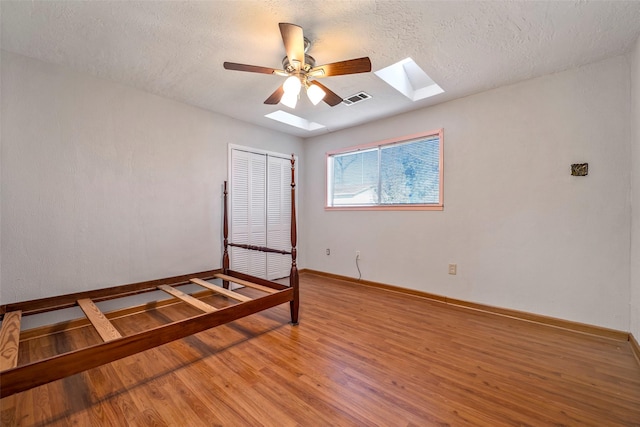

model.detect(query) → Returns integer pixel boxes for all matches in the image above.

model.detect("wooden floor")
[2,273,640,426]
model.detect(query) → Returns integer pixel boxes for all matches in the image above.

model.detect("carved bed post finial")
[290,154,299,325]
[222,181,230,289]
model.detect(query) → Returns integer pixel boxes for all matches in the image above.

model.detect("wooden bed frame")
[0,155,299,399]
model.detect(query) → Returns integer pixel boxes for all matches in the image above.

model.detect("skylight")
[375,58,444,101]
[265,111,326,131]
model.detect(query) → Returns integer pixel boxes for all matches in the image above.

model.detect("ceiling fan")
[223,23,372,109]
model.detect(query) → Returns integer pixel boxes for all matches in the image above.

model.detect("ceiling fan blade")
[264,85,285,105]
[309,57,372,77]
[279,23,305,70]
[223,62,281,75]
[310,81,343,107]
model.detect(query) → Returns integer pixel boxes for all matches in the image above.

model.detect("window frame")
[325,129,444,211]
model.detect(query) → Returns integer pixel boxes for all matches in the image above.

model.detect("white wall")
[305,56,632,330]
[0,50,304,305]
[2,49,635,333]
[630,37,640,339]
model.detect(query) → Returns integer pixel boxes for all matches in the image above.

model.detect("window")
[326,129,443,210]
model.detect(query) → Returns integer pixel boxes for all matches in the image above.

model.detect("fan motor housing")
[282,54,316,73]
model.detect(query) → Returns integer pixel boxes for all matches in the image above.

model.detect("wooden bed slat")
[227,270,288,291]
[214,273,279,294]
[0,311,22,371]
[157,285,218,313]
[77,299,122,342]
[190,278,252,302]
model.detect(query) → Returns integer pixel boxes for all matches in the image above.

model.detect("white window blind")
[326,130,443,210]
[380,137,440,204]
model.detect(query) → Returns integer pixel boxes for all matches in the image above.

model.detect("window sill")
[324,204,443,211]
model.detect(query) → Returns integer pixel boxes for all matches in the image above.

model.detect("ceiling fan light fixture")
[281,91,298,108]
[307,83,326,105]
[224,23,372,109]
[283,75,302,95]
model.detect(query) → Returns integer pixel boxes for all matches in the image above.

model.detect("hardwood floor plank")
[5,273,640,426]
[81,361,143,425]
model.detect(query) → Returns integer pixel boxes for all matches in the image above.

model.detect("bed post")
[222,181,230,289]
[289,154,299,325]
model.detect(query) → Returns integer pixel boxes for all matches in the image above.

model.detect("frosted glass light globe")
[283,76,302,95]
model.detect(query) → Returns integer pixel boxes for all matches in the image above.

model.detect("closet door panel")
[230,150,267,278]
[266,156,291,280]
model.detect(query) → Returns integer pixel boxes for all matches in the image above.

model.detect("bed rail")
[0,270,220,318]
[227,243,291,255]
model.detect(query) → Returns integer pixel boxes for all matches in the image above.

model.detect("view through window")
[326,129,443,210]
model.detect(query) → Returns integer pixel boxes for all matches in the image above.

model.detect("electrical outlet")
[326,248,330,255]
[356,250,361,259]
[448,264,457,275]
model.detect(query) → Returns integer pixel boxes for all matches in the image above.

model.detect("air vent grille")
[343,91,372,106]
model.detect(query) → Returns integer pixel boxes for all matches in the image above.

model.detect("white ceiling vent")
[343,92,372,106]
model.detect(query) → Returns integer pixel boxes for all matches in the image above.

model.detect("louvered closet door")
[266,156,292,280]
[230,150,267,278]
[230,149,292,280]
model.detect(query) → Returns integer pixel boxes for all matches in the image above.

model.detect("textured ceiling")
[2,1,640,137]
